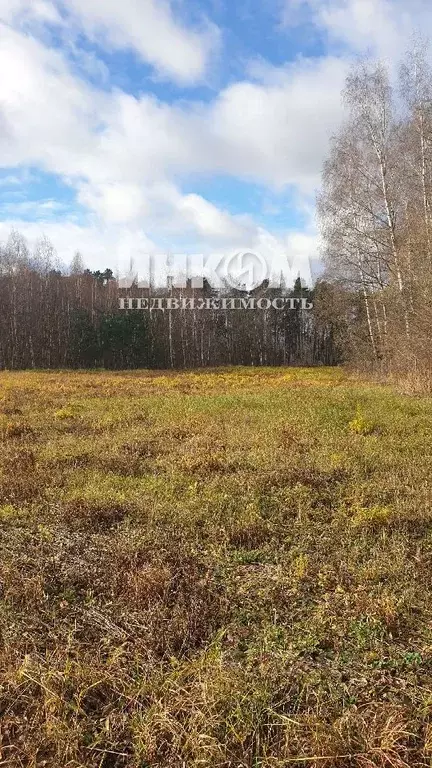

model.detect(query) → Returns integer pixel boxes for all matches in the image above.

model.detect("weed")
[55,406,76,420]
[351,504,394,529]
[348,404,377,436]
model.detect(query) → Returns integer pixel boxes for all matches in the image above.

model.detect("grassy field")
[1,367,432,767]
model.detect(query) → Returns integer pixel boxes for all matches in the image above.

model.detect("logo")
[222,251,269,291]
[118,251,313,291]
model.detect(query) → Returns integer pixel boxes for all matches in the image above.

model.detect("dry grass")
[0,367,432,767]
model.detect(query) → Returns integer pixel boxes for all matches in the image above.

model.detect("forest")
[1,42,432,381]
[0,234,340,369]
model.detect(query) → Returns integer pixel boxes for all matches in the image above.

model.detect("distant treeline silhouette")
[0,232,341,369]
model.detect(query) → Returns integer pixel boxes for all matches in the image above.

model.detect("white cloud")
[0,25,102,173]
[0,4,346,277]
[2,0,430,284]
[0,174,23,187]
[0,218,157,273]
[177,194,248,240]
[0,0,218,85]
[61,0,218,85]
[0,0,62,25]
[282,0,432,64]
[207,56,347,191]
[0,20,344,228]
[0,199,71,217]
[71,55,346,195]
[77,182,150,224]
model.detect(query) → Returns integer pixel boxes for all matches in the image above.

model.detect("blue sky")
[0,0,430,278]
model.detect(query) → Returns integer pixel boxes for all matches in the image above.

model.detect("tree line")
[0,232,340,369]
[4,41,432,374]
[9,32,430,376]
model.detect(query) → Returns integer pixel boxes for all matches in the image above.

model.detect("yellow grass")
[0,366,432,767]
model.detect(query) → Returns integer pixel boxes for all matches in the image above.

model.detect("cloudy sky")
[0,0,430,276]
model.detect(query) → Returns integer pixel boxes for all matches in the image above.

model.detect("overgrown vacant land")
[1,368,432,767]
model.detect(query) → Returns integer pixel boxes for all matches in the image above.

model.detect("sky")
[0,0,431,279]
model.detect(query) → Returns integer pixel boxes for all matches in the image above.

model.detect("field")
[1,367,432,767]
